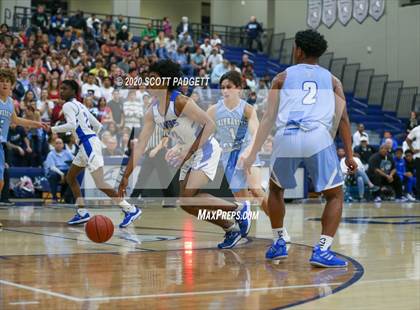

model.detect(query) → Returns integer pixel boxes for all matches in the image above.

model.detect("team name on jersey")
[160,119,179,130]
[216,117,246,127]
[0,110,12,117]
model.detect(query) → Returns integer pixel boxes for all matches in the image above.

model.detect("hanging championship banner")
[307,0,322,29]
[338,0,352,26]
[322,0,337,28]
[353,0,369,24]
[369,0,385,21]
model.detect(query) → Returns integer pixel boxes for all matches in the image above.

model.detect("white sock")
[225,222,240,232]
[77,208,88,216]
[272,228,284,242]
[119,200,135,213]
[318,235,334,251]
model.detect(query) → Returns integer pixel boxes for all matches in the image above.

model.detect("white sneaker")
[374,196,382,203]
[396,196,409,203]
[406,193,416,202]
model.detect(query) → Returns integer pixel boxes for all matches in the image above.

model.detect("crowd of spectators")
[341,112,420,203]
[0,6,272,201]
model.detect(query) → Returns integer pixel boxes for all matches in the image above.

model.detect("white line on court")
[1,277,418,303]
[9,301,40,305]
[0,280,82,302]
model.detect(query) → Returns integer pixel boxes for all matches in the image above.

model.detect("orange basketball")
[85,215,114,243]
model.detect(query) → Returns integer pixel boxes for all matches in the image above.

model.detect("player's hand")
[26,146,32,154]
[241,153,257,174]
[345,157,358,174]
[386,175,394,183]
[118,176,129,197]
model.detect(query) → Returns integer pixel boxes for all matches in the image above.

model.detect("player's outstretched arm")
[118,107,156,197]
[242,72,284,172]
[333,76,357,173]
[11,111,49,131]
[50,102,77,133]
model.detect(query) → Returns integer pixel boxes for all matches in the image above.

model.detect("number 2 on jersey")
[302,81,317,105]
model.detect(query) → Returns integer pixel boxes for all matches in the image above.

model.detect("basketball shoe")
[265,238,288,260]
[309,245,348,268]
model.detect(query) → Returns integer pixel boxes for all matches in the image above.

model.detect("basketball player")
[51,80,141,227]
[0,69,49,228]
[118,60,251,249]
[242,30,356,267]
[207,70,291,241]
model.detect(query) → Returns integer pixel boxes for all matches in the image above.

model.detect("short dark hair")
[149,59,182,90]
[396,147,403,153]
[62,79,79,95]
[219,70,242,87]
[295,29,328,58]
[0,68,16,85]
[405,149,413,155]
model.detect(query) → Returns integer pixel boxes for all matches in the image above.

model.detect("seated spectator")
[385,138,395,156]
[190,47,206,74]
[141,23,157,40]
[178,32,194,50]
[108,90,124,129]
[155,31,169,59]
[44,138,74,202]
[102,136,123,156]
[200,38,212,58]
[210,33,222,48]
[86,14,101,30]
[380,131,398,151]
[210,59,230,85]
[166,34,178,59]
[404,150,416,199]
[162,17,172,37]
[97,97,113,125]
[48,78,60,104]
[406,111,417,134]
[368,144,405,202]
[84,96,99,119]
[353,136,375,169]
[6,124,31,166]
[338,148,378,201]
[207,48,223,71]
[37,89,54,122]
[100,77,114,102]
[89,58,109,78]
[174,47,193,77]
[117,25,132,43]
[352,123,368,149]
[82,73,101,100]
[31,5,49,33]
[394,148,416,201]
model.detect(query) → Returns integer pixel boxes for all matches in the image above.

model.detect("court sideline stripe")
[0,280,82,302]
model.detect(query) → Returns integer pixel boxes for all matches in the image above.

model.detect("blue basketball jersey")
[274,64,336,158]
[215,99,251,153]
[0,96,15,143]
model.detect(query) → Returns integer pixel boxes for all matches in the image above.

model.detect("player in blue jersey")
[0,69,49,228]
[208,70,290,241]
[242,30,357,267]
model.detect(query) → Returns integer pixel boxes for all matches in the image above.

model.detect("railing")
[7,5,274,50]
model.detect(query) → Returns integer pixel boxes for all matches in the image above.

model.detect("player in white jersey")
[242,30,357,267]
[118,60,251,249]
[51,80,141,227]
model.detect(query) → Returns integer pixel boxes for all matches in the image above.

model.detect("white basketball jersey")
[274,64,336,157]
[152,91,201,149]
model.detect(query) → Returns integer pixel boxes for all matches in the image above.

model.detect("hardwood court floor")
[0,201,419,309]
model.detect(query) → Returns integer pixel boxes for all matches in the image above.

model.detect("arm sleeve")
[407,127,417,140]
[51,103,77,134]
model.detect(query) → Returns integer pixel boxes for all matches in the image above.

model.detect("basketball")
[85,215,114,243]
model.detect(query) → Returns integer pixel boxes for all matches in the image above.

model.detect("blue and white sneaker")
[309,246,348,268]
[67,212,91,225]
[119,207,142,228]
[265,238,288,260]
[237,201,251,237]
[217,230,242,249]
